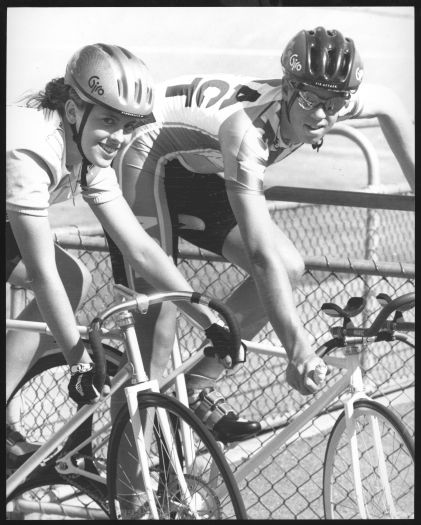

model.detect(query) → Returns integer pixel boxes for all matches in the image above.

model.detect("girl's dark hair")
[24,77,86,114]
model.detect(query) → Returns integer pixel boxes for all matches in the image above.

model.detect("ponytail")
[23,77,86,115]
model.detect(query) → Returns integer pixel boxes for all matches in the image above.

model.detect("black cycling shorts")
[106,159,238,285]
[165,159,237,257]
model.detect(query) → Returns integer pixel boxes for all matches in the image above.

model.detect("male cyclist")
[113,27,414,442]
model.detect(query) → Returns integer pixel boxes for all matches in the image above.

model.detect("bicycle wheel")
[7,341,121,510]
[323,399,414,519]
[6,471,109,520]
[8,342,121,447]
[107,392,247,520]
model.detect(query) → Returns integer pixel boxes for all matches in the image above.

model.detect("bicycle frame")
[7,287,414,518]
[6,293,218,519]
[3,321,389,501]
[161,338,383,490]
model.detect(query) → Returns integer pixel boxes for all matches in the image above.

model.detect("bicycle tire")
[323,398,414,519]
[6,470,109,520]
[107,391,247,520]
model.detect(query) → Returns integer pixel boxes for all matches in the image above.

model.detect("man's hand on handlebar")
[203,323,246,370]
[286,353,328,396]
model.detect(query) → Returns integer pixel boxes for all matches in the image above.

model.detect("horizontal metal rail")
[50,228,414,279]
[176,247,415,278]
[264,186,414,211]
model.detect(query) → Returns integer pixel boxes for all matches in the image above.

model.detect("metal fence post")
[331,124,380,370]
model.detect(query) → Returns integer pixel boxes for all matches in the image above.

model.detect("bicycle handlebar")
[88,322,107,394]
[88,288,242,392]
[328,292,415,340]
[365,292,415,337]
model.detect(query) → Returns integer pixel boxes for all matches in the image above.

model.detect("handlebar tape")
[88,318,107,392]
[190,292,242,357]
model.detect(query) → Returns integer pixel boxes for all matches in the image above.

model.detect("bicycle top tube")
[5,319,122,341]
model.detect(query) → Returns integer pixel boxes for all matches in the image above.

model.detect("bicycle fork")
[117,314,199,519]
[344,347,397,518]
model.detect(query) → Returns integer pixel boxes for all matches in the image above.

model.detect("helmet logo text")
[289,54,302,71]
[355,67,364,82]
[88,76,104,96]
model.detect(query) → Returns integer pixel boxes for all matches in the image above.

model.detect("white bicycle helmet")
[65,43,154,117]
[64,43,155,172]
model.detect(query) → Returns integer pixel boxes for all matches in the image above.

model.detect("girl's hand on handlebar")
[68,364,111,405]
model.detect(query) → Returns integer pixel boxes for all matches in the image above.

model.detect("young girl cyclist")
[5,43,248,468]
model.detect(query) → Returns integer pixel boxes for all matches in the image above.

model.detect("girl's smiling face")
[67,102,141,167]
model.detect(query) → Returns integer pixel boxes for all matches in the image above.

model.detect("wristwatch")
[70,362,94,375]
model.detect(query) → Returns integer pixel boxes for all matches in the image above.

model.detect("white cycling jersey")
[115,73,364,195]
[6,105,122,217]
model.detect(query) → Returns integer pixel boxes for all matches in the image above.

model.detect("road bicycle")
[221,291,414,519]
[6,285,248,520]
[7,288,415,519]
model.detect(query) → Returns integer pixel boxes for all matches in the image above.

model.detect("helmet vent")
[134,80,143,104]
[120,47,133,59]
[326,49,337,76]
[98,43,114,57]
[340,52,351,78]
[310,46,319,74]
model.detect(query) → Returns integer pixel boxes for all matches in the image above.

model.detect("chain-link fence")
[7,194,414,519]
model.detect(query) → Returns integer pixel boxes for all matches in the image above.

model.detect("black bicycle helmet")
[281,27,364,92]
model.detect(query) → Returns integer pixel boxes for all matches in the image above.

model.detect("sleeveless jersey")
[6,105,122,217]
[115,74,364,194]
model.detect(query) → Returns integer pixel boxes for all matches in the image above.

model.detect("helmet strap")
[284,88,299,124]
[282,80,324,152]
[79,157,90,188]
[70,103,94,166]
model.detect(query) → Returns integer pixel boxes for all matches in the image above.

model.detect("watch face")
[71,363,93,374]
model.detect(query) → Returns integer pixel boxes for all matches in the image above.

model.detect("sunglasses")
[296,89,350,115]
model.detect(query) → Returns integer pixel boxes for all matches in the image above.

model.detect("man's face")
[286,85,350,144]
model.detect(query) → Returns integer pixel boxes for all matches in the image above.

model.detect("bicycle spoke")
[108,392,246,519]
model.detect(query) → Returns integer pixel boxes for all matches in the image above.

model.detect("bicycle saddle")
[321,296,366,319]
